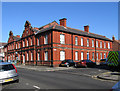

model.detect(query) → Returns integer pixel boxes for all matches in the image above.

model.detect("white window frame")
[81,52,84,60]
[75,37,78,45]
[16,43,17,49]
[87,52,89,60]
[27,53,29,61]
[96,41,98,48]
[38,53,40,61]
[19,43,20,48]
[100,41,102,48]
[44,35,48,44]
[31,52,33,61]
[45,51,48,61]
[108,42,110,49]
[38,38,39,46]
[60,34,65,44]
[104,42,106,48]
[100,53,102,59]
[97,53,98,60]
[92,52,94,60]
[23,41,25,47]
[87,39,89,47]
[60,51,65,61]
[31,38,33,46]
[81,38,83,46]
[92,40,94,47]
[27,39,28,46]
[104,53,106,58]
[75,51,78,60]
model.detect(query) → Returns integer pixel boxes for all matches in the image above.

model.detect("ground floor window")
[38,53,40,61]
[92,52,94,60]
[100,53,102,59]
[87,52,89,60]
[31,52,33,61]
[81,52,83,60]
[104,53,106,58]
[45,51,48,61]
[60,51,65,61]
[75,51,78,60]
[97,53,98,60]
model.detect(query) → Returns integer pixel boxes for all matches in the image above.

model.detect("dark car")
[59,59,75,67]
[74,60,96,68]
[100,59,107,66]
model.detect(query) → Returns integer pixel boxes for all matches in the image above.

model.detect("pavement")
[16,64,120,82]
[16,64,75,71]
[96,72,120,81]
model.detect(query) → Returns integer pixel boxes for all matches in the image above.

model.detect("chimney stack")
[16,35,20,38]
[112,35,115,40]
[59,18,67,27]
[84,25,89,33]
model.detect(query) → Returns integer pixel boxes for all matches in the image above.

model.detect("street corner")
[93,72,120,82]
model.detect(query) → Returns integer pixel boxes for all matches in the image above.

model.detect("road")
[1,67,117,90]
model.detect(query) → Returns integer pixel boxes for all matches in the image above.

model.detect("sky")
[2,2,118,42]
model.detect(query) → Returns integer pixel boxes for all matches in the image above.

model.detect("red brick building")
[4,18,113,66]
[112,36,120,51]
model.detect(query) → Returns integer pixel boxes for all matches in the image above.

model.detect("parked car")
[0,62,19,84]
[74,60,96,68]
[59,59,75,67]
[100,59,107,66]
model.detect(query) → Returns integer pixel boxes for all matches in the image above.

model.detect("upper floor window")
[16,43,17,49]
[96,41,98,48]
[27,39,28,46]
[104,42,106,48]
[38,38,39,46]
[31,38,33,45]
[108,42,110,49]
[87,39,89,47]
[75,37,78,45]
[60,34,65,44]
[44,35,48,44]
[92,40,94,47]
[19,43,20,48]
[81,38,83,46]
[100,41,102,48]
[23,41,25,47]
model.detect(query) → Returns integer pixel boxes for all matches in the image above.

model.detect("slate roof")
[36,24,112,41]
[0,42,7,47]
[13,36,21,41]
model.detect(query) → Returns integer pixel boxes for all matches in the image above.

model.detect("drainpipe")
[51,30,53,67]
[71,34,73,61]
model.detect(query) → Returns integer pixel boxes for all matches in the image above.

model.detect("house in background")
[112,36,120,51]
[0,42,7,61]
[4,18,113,66]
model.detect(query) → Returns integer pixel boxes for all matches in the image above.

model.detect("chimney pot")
[112,35,115,40]
[59,18,67,27]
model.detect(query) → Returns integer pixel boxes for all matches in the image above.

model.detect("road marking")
[33,85,40,89]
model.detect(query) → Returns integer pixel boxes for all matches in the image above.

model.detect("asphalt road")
[1,67,117,90]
